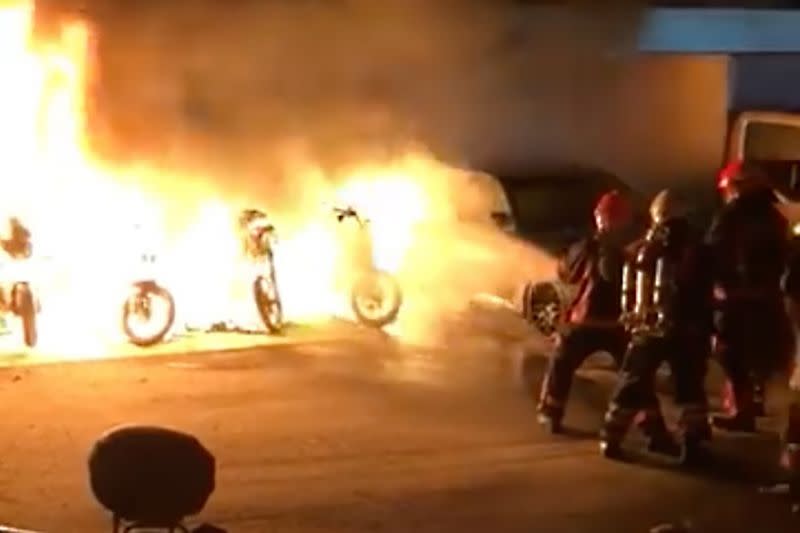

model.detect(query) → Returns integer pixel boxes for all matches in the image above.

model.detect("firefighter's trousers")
[602,331,710,445]
[716,301,794,418]
[781,331,800,492]
[538,324,628,419]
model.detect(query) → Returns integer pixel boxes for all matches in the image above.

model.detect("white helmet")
[649,189,682,225]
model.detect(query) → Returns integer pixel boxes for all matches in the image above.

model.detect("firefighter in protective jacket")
[779,241,800,509]
[536,190,634,434]
[600,190,714,461]
[708,160,793,433]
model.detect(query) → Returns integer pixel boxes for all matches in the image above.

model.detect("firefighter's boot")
[600,404,635,460]
[721,379,736,416]
[753,380,767,418]
[712,383,757,433]
[640,410,682,459]
[780,443,800,512]
[678,404,713,466]
[536,403,563,435]
[721,378,764,418]
[536,376,565,435]
[711,413,756,433]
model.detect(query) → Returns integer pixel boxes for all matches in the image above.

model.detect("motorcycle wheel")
[253,271,283,334]
[521,281,565,337]
[13,283,37,348]
[122,284,176,347]
[350,270,402,328]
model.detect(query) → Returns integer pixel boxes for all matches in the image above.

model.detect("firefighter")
[536,190,633,434]
[780,239,800,509]
[599,190,714,461]
[708,160,793,433]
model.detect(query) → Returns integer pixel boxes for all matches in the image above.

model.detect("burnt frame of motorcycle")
[333,206,402,328]
[250,244,284,334]
[1,281,39,348]
[0,236,39,348]
[240,209,284,334]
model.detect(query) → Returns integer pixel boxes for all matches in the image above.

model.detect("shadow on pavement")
[212,470,799,533]
[515,345,793,492]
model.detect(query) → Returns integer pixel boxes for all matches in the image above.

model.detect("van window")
[744,122,800,160]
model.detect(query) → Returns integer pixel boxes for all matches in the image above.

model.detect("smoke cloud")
[75,0,647,186]
[37,0,651,343]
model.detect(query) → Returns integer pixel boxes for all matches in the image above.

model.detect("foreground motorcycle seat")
[88,425,216,528]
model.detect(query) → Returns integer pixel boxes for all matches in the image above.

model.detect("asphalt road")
[0,314,797,533]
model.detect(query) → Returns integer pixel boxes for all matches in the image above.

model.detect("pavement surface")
[0,310,796,533]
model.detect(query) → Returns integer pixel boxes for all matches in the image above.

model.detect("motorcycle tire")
[13,283,37,348]
[122,283,176,347]
[521,280,571,337]
[350,270,402,329]
[253,272,283,334]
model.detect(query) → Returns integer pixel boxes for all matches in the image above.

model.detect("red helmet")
[717,159,769,195]
[717,159,742,191]
[593,190,631,230]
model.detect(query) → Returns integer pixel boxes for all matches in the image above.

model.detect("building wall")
[592,54,728,190]
[467,54,728,192]
[730,53,800,113]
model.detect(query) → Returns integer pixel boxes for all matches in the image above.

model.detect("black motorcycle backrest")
[88,425,216,526]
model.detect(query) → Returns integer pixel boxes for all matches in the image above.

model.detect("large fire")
[0,0,549,359]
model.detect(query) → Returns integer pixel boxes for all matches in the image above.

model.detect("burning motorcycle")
[0,257,40,348]
[121,251,176,347]
[334,205,402,328]
[239,209,284,334]
[0,218,40,348]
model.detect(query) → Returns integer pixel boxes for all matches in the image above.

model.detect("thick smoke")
[42,0,649,342]
[79,0,647,188]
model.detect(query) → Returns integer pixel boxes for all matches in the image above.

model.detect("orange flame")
[0,0,548,359]
[0,2,430,357]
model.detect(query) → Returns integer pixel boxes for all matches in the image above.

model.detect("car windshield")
[744,121,800,160]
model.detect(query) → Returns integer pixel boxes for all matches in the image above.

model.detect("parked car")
[463,165,638,335]
[447,162,715,336]
[492,165,650,255]
[486,165,712,336]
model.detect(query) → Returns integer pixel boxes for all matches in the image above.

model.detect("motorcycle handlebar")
[332,206,369,226]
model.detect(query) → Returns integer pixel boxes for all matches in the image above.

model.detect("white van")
[727,110,800,165]
[726,111,800,230]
